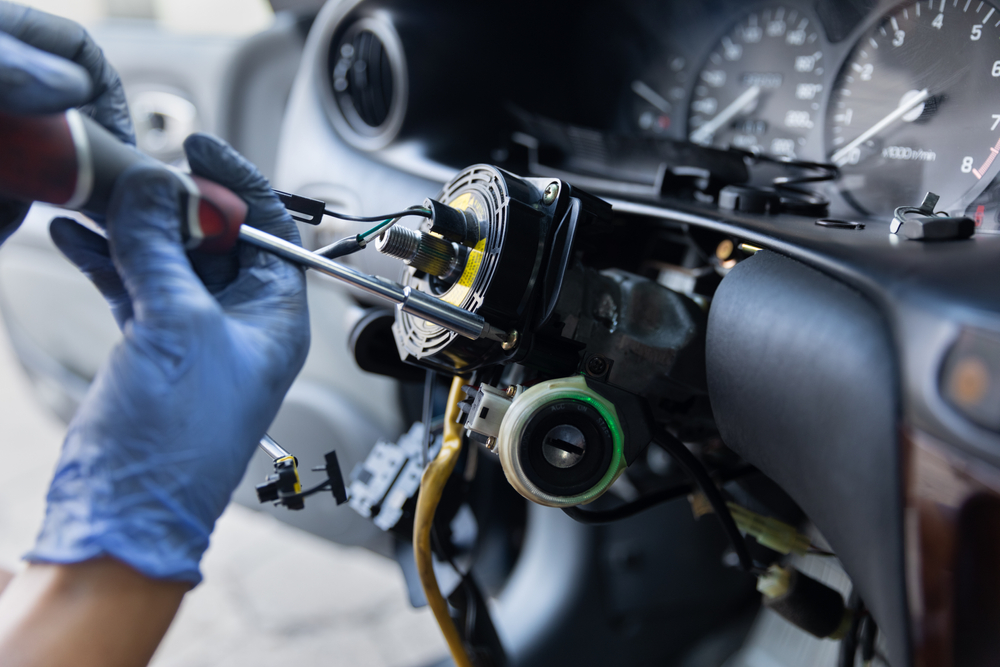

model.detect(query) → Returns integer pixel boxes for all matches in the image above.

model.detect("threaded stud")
[376,226,459,278]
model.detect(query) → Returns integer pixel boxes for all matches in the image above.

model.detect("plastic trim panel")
[707,250,909,665]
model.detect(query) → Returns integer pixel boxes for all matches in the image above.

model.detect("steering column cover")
[706,251,909,666]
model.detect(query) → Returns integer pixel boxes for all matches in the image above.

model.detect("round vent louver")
[335,30,392,127]
[325,17,406,150]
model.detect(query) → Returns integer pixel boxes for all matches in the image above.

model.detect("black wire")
[838,591,863,667]
[429,523,485,651]
[430,521,465,577]
[315,205,431,258]
[323,207,431,223]
[422,370,436,468]
[562,464,758,525]
[729,147,839,179]
[463,577,478,643]
[808,547,838,557]
[652,429,756,573]
[281,480,332,502]
[859,614,877,662]
[315,236,363,259]
[728,148,839,215]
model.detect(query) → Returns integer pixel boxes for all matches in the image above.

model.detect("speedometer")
[688,6,825,158]
[826,0,1000,217]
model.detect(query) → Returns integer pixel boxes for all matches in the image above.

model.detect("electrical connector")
[424,198,477,244]
[727,502,812,556]
[348,423,442,533]
[463,384,518,441]
[756,564,852,639]
[757,562,792,598]
[687,490,714,519]
[255,456,304,510]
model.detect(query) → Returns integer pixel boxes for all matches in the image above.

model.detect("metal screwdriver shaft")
[238,226,509,342]
[258,434,291,461]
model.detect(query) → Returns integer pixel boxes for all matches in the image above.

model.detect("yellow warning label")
[441,192,488,306]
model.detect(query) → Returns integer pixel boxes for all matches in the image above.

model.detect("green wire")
[357,218,400,248]
[358,218,394,242]
[356,207,431,246]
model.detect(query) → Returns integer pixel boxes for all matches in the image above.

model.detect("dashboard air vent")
[334,29,392,127]
[325,17,407,150]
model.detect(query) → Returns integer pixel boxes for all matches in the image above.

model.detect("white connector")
[465,384,518,440]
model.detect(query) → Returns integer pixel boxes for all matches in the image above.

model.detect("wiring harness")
[413,376,476,667]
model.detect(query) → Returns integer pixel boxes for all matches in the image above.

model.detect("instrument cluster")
[626,0,1000,228]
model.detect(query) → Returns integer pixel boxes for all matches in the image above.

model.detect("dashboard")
[309,0,1000,231]
[616,0,1000,227]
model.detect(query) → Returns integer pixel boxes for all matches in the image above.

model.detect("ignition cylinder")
[458,376,653,508]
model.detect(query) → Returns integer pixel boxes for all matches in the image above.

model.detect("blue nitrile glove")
[0,1,134,242]
[27,134,310,584]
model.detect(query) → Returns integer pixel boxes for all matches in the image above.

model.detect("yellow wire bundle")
[413,376,474,667]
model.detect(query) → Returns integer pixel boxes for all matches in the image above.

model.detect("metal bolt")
[542,424,587,468]
[586,355,608,376]
[502,330,520,351]
[543,182,559,205]
[485,436,497,451]
[505,385,518,398]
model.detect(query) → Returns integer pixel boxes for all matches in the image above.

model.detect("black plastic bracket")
[323,450,349,505]
[538,197,581,327]
[584,377,655,466]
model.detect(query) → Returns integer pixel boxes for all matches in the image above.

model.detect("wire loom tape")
[413,376,475,667]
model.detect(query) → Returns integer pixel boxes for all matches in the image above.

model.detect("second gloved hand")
[0,2,134,243]
[28,134,310,584]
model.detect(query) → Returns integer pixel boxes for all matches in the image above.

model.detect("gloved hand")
[27,134,310,584]
[0,2,134,243]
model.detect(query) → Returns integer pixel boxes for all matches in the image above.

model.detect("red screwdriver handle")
[0,109,245,253]
[0,110,80,207]
[187,175,247,253]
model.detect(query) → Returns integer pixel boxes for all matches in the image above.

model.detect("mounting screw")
[543,182,559,205]
[505,385,518,398]
[485,436,497,451]
[502,330,520,351]
[586,355,608,376]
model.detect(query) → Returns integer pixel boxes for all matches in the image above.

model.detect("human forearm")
[0,559,186,667]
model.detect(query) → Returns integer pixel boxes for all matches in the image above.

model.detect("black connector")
[256,450,349,511]
[273,189,326,226]
[759,565,850,639]
[424,198,476,244]
[255,458,304,509]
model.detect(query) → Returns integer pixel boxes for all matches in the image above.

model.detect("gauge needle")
[631,80,672,114]
[831,88,930,167]
[690,85,761,145]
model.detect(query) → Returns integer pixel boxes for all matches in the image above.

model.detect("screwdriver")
[0,109,508,343]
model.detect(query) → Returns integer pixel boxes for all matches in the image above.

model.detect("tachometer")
[631,55,689,137]
[826,0,1000,217]
[688,6,825,158]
